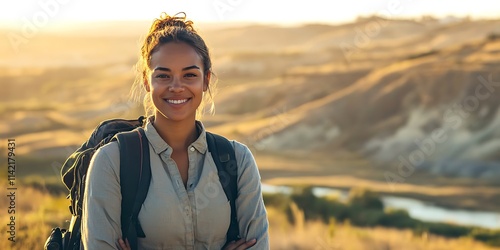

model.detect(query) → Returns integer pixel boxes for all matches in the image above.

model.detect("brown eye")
[156,74,169,79]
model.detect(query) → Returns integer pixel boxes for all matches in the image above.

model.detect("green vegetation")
[263,186,500,247]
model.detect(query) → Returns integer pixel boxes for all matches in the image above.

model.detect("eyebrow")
[153,65,201,72]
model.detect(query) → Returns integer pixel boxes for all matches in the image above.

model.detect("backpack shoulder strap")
[206,132,240,244]
[116,127,151,250]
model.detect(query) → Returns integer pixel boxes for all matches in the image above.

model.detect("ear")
[203,72,211,92]
[143,78,151,92]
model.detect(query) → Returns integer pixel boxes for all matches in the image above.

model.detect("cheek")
[194,85,205,96]
[149,83,164,99]
[149,79,167,91]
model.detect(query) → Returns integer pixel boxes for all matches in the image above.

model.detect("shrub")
[348,188,384,210]
[421,222,472,238]
[348,209,385,227]
[378,209,418,229]
[263,192,291,212]
[470,229,500,247]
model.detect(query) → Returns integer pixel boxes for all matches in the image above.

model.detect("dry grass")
[0,179,498,250]
[267,204,500,250]
[0,180,68,250]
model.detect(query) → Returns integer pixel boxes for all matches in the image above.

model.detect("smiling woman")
[130,12,217,121]
[81,12,269,250]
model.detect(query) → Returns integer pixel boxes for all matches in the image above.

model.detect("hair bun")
[149,12,195,33]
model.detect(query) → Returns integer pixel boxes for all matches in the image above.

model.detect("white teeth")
[167,99,188,104]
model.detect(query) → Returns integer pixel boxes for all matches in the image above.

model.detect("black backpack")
[44,116,240,250]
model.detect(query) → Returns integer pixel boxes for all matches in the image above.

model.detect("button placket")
[186,148,196,191]
[184,202,194,247]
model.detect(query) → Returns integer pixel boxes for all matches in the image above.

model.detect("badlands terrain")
[1,16,500,210]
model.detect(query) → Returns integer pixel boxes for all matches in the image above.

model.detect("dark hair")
[131,12,215,118]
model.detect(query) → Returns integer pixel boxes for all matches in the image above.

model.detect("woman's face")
[146,42,209,123]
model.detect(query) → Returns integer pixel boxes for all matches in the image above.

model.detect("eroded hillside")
[2,17,500,180]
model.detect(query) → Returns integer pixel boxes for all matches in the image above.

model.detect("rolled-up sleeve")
[82,142,122,250]
[232,141,270,249]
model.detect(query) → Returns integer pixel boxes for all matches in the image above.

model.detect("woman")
[81,12,269,250]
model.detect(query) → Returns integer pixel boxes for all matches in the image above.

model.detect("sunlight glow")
[0,0,498,28]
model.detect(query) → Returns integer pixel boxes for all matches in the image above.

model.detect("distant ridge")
[2,17,500,179]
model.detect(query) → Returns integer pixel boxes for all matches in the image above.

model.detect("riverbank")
[254,151,500,212]
[262,186,500,248]
[262,183,500,229]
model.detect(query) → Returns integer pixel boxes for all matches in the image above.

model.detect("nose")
[168,77,184,92]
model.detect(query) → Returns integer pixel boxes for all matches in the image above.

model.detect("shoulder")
[204,131,259,176]
[205,131,253,161]
[230,140,252,156]
[229,140,259,177]
[94,141,120,162]
[89,141,120,177]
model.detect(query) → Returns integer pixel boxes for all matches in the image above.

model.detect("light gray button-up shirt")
[82,119,269,250]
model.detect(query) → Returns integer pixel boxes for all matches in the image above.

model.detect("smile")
[165,98,189,104]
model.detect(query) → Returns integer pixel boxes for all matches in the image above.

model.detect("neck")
[152,115,198,151]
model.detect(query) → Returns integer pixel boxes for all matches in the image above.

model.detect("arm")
[81,143,122,250]
[232,141,270,249]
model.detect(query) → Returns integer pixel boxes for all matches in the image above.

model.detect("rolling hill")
[2,16,500,182]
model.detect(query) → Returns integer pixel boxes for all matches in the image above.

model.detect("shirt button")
[190,147,195,152]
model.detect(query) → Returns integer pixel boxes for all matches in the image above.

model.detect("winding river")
[262,184,500,229]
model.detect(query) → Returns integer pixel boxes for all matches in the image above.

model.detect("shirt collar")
[144,116,208,155]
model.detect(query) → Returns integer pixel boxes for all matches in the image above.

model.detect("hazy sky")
[0,0,498,27]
